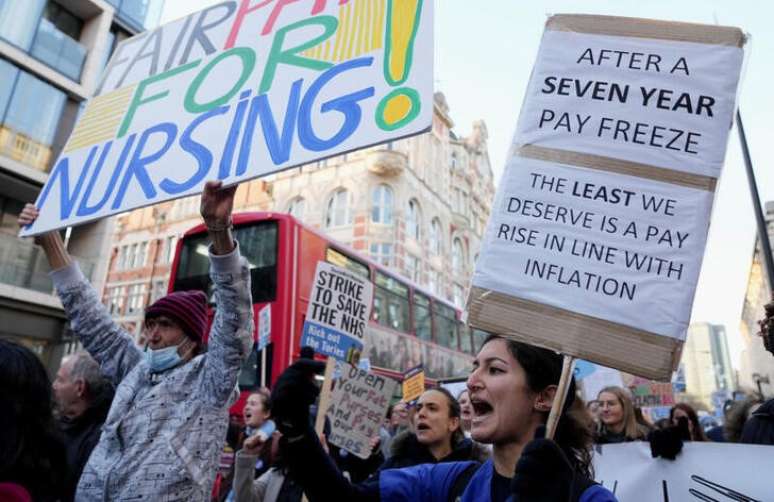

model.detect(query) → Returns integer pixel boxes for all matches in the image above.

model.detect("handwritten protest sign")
[22,0,433,236]
[594,442,774,501]
[468,15,746,380]
[401,364,425,404]
[301,261,373,363]
[326,363,397,459]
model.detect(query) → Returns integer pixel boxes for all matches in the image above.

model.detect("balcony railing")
[0,232,94,295]
[31,18,87,82]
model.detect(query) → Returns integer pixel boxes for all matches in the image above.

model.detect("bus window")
[174,221,278,303]
[433,302,458,350]
[326,247,370,278]
[472,329,489,352]
[413,292,432,342]
[459,322,473,354]
[373,271,409,332]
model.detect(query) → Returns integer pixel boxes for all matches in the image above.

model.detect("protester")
[243,389,277,477]
[669,403,708,442]
[269,336,617,501]
[380,401,411,458]
[376,388,488,473]
[724,396,763,443]
[0,339,68,501]
[234,431,304,502]
[595,386,650,443]
[53,351,114,502]
[740,300,774,445]
[457,389,474,435]
[18,180,253,501]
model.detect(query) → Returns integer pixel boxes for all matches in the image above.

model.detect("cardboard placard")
[594,442,774,501]
[401,364,425,404]
[326,363,397,459]
[301,261,373,363]
[468,15,746,380]
[22,0,433,236]
[257,304,271,352]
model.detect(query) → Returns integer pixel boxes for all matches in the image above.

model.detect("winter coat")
[378,430,490,472]
[57,384,114,502]
[50,245,253,501]
[741,398,774,445]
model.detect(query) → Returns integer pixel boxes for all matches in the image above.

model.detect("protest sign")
[593,442,774,501]
[257,304,271,351]
[301,261,373,364]
[326,363,397,459]
[22,0,433,236]
[468,15,746,380]
[401,364,425,404]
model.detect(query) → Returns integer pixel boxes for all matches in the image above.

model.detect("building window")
[369,242,393,267]
[31,2,87,80]
[0,0,46,50]
[151,280,166,302]
[163,236,177,264]
[105,0,164,31]
[429,218,442,255]
[325,189,350,228]
[288,197,305,219]
[406,254,420,284]
[406,199,421,240]
[371,184,393,224]
[428,268,440,296]
[126,284,147,314]
[106,286,124,314]
[0,61,66,171]
[135,242,148,268]
[452,238,465,274]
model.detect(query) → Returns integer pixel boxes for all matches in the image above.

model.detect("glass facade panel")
[111,0,164,31]
[0,0,46,50]
[31,18,87,81]
[0,59,19,123]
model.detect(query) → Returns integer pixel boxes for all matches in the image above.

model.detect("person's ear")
[74,378,86,399]
[449,416,461,433]
[534,385,558,413]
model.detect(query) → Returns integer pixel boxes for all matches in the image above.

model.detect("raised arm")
[18,205,140,386]
[198,181,253,407]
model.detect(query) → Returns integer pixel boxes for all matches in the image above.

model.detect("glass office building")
[0,0,163,372]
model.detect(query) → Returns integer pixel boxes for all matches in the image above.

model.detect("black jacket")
[378,430,489,472]
[57,386,113,502]
[741,398,774,445]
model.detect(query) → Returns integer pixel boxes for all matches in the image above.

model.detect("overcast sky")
[161,0,774,370]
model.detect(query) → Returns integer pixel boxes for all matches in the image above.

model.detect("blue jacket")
[381,459,617,502]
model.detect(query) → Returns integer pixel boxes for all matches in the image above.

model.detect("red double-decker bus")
[168,212,486,408]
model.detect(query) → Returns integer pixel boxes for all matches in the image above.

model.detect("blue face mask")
[144,344,182,373]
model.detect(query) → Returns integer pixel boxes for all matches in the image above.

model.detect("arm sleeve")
[202,243,254,407]
[579,484,619,502]
[50,262,141,386]
[234,451,267,502]
[283,430,379,501]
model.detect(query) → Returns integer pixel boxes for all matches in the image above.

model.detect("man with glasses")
[18,181,253,501]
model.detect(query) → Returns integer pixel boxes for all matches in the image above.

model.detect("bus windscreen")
[174,221,278,304]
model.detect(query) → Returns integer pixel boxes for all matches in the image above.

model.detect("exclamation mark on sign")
[375,0,423,131]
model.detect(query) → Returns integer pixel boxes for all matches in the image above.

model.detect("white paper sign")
[301,261,374,363]
[517,31,744,178]
[473,155,713,340]
[326,363,397,459]
[594,442,774,501]
[23,0,433,236]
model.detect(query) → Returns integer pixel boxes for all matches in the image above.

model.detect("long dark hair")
[670,403,707,441]
[0,340,67,500]
[482,335,593,478]
[422,387,465,447]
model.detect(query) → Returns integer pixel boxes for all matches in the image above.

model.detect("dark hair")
[724,396,763,442]
[0,340,67,498]
[482,335,593,478]
[670,403,707,441]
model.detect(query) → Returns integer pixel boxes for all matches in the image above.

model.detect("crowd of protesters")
[1,182,773,501]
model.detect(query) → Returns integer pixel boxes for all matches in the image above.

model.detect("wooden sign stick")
[546,355,576,440]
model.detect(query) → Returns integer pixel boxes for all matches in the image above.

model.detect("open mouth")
[471,398,493,418]
[416,423,431,432]
[244,412,252,422]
